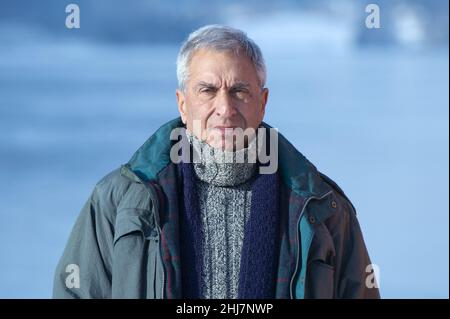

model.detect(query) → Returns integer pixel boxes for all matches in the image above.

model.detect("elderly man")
[53,25,380,299]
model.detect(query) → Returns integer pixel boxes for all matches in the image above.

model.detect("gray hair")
[176,24,267,91]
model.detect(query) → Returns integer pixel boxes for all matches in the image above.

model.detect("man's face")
[176,49,268,150]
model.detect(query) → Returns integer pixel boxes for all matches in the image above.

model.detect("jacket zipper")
[289,190,333,299]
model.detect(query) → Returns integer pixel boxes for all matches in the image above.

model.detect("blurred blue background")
[0,0,448,298]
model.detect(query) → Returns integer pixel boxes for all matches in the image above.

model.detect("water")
[0,41,448,298]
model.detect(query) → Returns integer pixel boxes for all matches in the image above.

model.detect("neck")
[186,131,257,187]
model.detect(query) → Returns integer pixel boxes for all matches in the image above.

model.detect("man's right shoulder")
[89,166,152,218]
[93,167,131,200]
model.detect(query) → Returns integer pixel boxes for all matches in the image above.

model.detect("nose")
[215,91,237,118]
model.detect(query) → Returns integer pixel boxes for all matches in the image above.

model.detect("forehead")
[188,49,259,85]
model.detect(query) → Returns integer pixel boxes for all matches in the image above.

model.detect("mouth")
[212,126,238,134]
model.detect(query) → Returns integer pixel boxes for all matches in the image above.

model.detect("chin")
[206,134,239,151]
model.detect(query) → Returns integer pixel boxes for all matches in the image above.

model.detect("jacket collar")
[124,117,333,199]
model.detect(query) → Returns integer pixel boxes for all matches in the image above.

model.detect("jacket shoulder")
[90,167,152,222]
[318,171,357,217]
[94,167,133,201]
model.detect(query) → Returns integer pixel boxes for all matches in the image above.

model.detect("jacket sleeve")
[334,199,381,299]
[53,184,114,298]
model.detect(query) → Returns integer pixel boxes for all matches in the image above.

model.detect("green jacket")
[53,117,380,299]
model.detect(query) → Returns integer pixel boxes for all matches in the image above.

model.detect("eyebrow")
[195,81,218,91]
[195,81,251,91]
[230,82,250,90]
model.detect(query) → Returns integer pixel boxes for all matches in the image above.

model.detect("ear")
[259,87,269,119]
[176,89,187,124]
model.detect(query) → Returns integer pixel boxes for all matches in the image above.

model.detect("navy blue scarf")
[178,162,280,299]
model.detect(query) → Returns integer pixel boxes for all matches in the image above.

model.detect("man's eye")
[231,89,248,98]
[200,88,215,94]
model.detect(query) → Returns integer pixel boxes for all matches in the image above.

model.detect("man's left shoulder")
[314,171,359,227]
